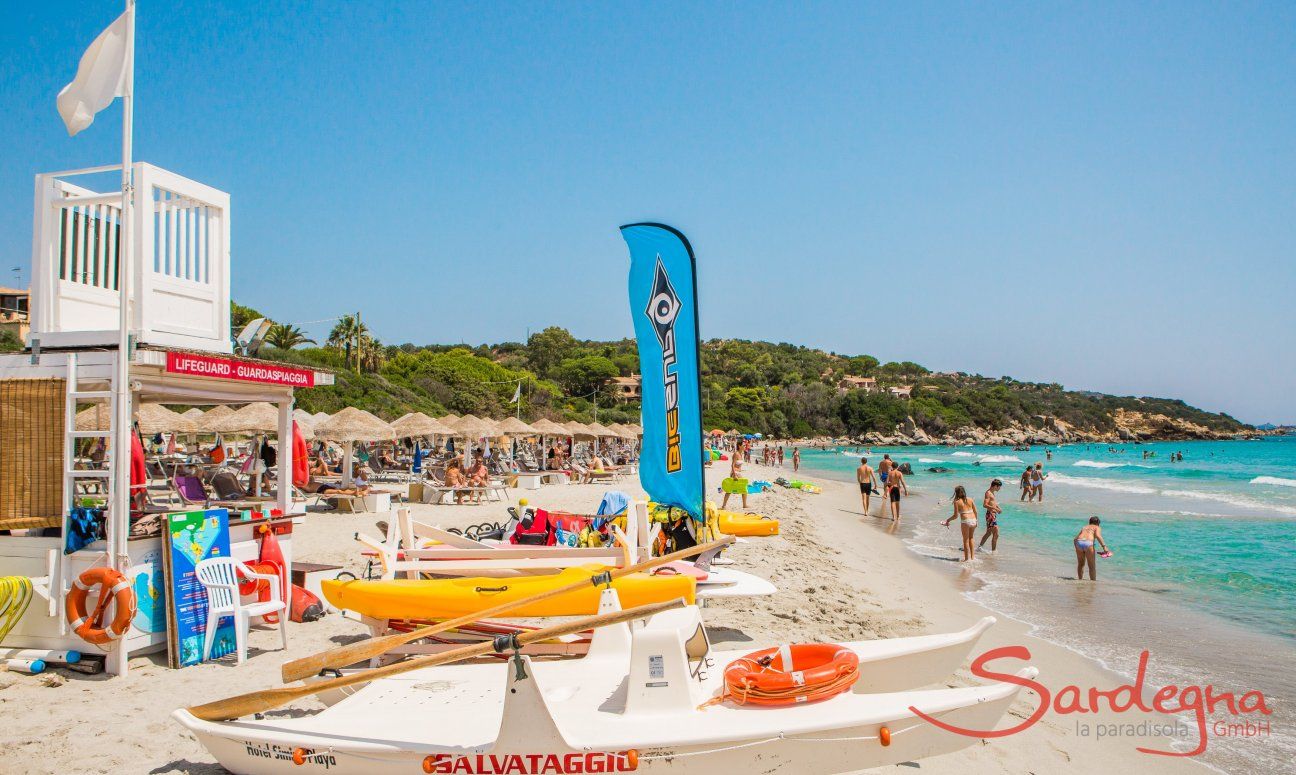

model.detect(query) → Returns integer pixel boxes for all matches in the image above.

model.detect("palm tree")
[357,335,386,372]
[327,314,368,370]
[265,323,315,350]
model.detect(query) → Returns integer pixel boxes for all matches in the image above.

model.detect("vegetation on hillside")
[232,302,1250,437]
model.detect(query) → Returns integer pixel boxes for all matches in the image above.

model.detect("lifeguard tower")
[0,162,332,675]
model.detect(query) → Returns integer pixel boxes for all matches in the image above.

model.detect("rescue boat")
[175,592,1032,775]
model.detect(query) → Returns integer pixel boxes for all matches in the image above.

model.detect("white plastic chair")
[194,557,288,665]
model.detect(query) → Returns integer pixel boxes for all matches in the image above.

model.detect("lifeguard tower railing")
[28,163,231,353]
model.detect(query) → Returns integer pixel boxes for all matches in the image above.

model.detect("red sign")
[165,352,315,387]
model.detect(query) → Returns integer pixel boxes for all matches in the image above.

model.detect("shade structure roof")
[209,402,282,434]
[563,421,596,438]
[77,403,197,434]
[451,414,500,438]
[292,409,317,439]
[585,421,617,437]
[313,407,395,443]
[528,418,569,435]
[605,422,637,439]
[439,413,460,426]
[494,416,537,435]
[194,404,237,432]
[181,407,205,420]
[391,412,454,438]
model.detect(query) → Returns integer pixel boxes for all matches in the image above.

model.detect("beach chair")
[194,557,288,665]
[172,474,211,507]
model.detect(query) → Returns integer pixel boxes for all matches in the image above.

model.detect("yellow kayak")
[716,509,780,537]
[321,567,695,620]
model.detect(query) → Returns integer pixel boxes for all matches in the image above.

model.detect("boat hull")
[321,569,695,619]
[179,683,1025,775]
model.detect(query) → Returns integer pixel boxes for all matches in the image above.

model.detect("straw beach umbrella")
[563,421,596,438]
[495,416,537,436]
[392,412,453,439]
[181,407,205,421]
[314,407,395,485]
[209,402,281,434]
[293,409,317,440]
[196,404,238,432]
[528,418,568,435]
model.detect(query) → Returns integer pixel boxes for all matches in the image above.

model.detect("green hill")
[233,303,1251,442]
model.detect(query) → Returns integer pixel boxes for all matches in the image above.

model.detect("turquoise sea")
[799,436,1296,774]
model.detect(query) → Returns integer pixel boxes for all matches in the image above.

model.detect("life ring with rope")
[65,567,136,646]
[718,643,860,706]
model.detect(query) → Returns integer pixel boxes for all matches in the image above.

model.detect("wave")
[978,454,1023,464]
[951,451,976,457]
[918,458,944,463]
[1047,472,1158,494]
[1074,460,1124,469]
[1251,476,1296,488]
[1162,488,1296,516]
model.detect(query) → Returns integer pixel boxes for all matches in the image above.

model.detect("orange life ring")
[65,567,137,646]
[722,643,859,706]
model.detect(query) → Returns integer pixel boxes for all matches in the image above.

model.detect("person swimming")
[1073,516,1110,581]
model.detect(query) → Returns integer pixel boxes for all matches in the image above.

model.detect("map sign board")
[162,508,236,668]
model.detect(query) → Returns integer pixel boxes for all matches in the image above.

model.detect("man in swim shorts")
[856,457,877,514]
[885,464,907,521]
[979,479,1003,551]
[878,454,893,489]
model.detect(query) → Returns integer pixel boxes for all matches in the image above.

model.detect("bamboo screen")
[0,379,65,529]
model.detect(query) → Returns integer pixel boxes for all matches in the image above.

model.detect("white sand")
[0,469,1208,774]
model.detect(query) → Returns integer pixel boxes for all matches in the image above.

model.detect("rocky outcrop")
[829,408,1253,448]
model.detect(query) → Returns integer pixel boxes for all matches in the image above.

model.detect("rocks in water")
[927,466,950,473]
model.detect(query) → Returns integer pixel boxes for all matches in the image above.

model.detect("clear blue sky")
[1,2,1293,423]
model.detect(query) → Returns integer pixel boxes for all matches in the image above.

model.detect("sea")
[798,436,1295,774]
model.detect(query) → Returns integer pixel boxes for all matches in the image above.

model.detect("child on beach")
[1073,517,1111,581]
[979,479,1003,551]
[1019,466,1033,501]
[943,485,979,562]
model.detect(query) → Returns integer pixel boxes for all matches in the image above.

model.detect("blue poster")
[620,223,705,521]
[164,508,236,667]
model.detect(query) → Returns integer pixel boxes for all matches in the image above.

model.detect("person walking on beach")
[943,485,979,562]
[777,445,784,468]
[885,463,907,521]
[878,454,893,490]
[979,479,1003,551]
[1032,462,1047,502]
[792,447,800,472]
[1073,517,1110,581]
[856,457,877,514]
[721,451,748,511]
[1020,466,1033,502]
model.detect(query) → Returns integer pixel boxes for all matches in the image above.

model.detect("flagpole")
[111,0,136,592]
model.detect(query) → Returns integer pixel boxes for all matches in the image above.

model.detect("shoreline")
[787,458,1285,772]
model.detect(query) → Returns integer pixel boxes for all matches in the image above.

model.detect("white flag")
[511,382,521,404]
[56,11,131,136]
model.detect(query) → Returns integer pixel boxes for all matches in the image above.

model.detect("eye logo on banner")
[647,258,683,473]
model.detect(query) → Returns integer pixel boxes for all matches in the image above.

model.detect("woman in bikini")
[1073,516,1110,580]
[942,485,979,562]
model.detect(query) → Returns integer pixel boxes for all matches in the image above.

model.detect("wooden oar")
[188,597,686,721]
[281,535,733,682]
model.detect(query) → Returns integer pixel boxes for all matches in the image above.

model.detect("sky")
[0,1,1293,423]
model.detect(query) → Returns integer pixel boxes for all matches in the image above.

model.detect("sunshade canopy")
[314,407,395,443]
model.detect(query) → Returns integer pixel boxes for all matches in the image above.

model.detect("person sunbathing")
[444,460,473,504]
[308,457,331,477]
[301,478,359,496]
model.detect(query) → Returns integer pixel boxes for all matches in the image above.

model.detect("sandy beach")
[0,463,1220,774]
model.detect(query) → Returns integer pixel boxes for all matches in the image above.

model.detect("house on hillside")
[837,375,878,394]
[889,385,913,399]
[609,374,642,402]
[0,286,29,342]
